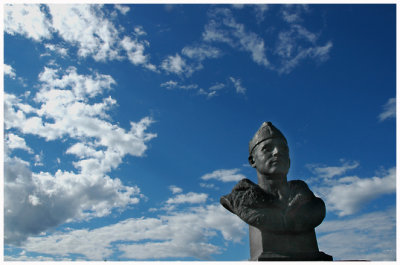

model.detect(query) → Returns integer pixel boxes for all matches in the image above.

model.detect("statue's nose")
[272,146,279,156]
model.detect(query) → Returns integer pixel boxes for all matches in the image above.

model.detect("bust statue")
[220,122,332,261]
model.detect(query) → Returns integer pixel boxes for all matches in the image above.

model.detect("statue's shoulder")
[287,179,313,197]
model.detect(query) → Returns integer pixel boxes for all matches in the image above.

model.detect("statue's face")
[250,137,290,177]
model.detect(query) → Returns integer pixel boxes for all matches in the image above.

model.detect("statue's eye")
[261,145,273,152]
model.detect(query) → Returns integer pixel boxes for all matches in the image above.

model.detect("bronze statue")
[220,122,332,261]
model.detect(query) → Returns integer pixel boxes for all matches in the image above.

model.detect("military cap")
[249,122,287,155]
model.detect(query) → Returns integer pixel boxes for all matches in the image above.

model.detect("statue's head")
[248,122,290,177]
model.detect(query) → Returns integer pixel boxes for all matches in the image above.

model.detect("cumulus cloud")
[121,36,156,71]
[4,65,156,245]
[7,203,246,261]
[4,64,17,79]
[322,168,395,216]
[161,54,197,76]
[317,207,395,260]
[5,133,33,154]
[4,4,155,68]
[308,160,395,216]
[201,168,246,182]
[44,43,68,57]
[378,97,396,121]
[4,4,52,41]
[169,185,183,194]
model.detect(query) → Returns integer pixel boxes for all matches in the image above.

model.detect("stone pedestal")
[249,225,333,261]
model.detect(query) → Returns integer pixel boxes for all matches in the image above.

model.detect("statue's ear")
[248,155,256,168]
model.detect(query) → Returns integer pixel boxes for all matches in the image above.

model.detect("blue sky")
[3,3,396,261]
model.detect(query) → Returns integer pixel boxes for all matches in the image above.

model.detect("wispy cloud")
[166,192,208,204]
[378,97,396,121]
[317,207,395,260]
[181,44,221,61]
[229,77,246,94]
[275,24,333,74]
[253,4,269,23]
[114,4,130,15]
[203,8,270,68]
[201,168,246,182]
[280,4,310,24]
[161,80,198,90]
[307,160,359,179]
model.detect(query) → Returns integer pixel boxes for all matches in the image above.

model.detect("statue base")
[249,225,333,261]
[253,251,333,261]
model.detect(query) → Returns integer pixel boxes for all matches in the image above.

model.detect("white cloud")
[378,97,396,121]
[201,168,246,182]
[44,43,68,57]
[121,36,156,71]
[275,24,333,74]
[281,4,309,24]
[229,77,246,94]
[16,203,246,260]
[166,192,208,204]
[4,66,156,245]
[161,80,198,90]
[203,8,270,68]
[308,160,395,216]
[209,83,225,91]
[320,167,396,216]
[160,80,178,89]
[48,5,121,61]
[5,4,155,69]
[198,89,217,99]
[169,185,183,194]
[181,45,221,61]
[307,160,359,179]
[161,54,196,76]
[202,6,332,74]
[5,4,52,41]
[114,4,130,15]
[200,183,219,190]
[317,207,395,260]
[5,133,33,153]
[4,64,17,79]
[254,5,269,23]
[134,26,147,36]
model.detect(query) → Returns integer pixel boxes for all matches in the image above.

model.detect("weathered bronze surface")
[220,122,332,261]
